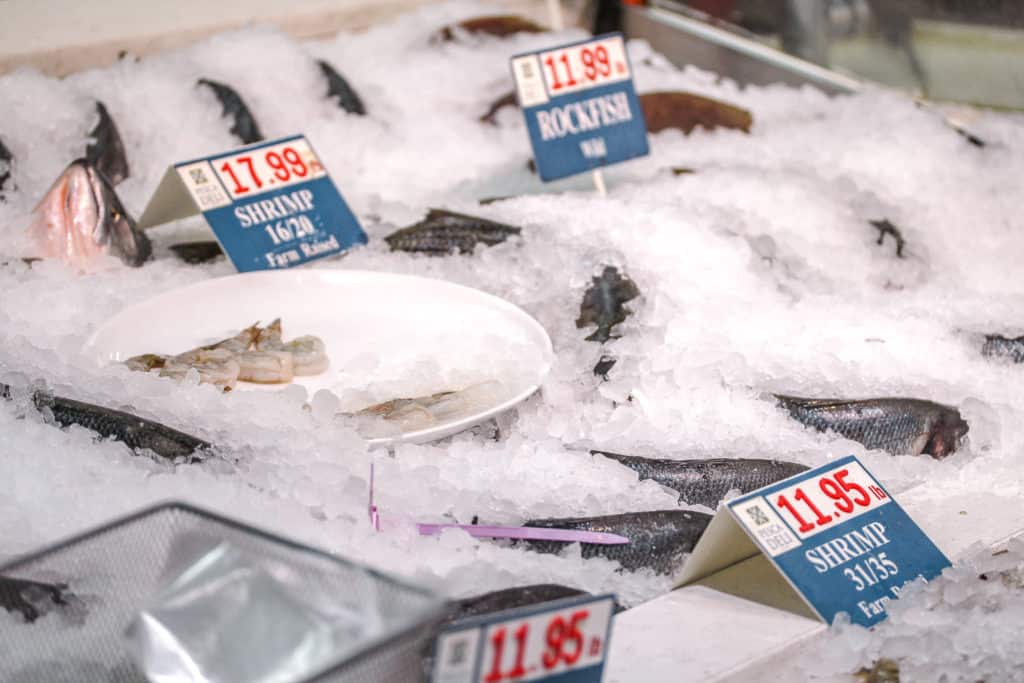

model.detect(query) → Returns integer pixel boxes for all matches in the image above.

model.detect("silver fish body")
[774,395,968,458]
[2,383,209,461]
[27,159,151,268]
[522,510,711,575]
[594,452,808,508]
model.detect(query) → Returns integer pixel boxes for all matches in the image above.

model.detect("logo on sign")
[745,505,770,526]
[511,33,649,182]
[168,135,367,272]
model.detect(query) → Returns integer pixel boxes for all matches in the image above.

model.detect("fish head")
[27,159,150,269]
[89,164,151,266]
[924,408,970,459]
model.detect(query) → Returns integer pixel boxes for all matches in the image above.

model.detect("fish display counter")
[1,1,1024,681]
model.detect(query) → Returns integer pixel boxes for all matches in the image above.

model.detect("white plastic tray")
[84,269,553,446]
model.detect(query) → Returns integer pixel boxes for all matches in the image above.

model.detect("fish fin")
[316,60,366,115]
[197,78,264,145]
[869,219,906,258]
[773,395,860,409]
[85,101,130,186]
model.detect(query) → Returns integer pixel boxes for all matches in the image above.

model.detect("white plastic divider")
[604,487,1024,682]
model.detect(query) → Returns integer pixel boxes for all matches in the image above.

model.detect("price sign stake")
[676,455,950,627]
[432,593,615,683]
[511,33,649,184]
[137,134,366,271]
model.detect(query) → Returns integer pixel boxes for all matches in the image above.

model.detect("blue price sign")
[511,33,649,182]
[431,594,615,683]
[173,135,366,271]
[728,456,950,627]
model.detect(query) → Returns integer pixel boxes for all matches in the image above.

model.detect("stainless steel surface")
[623,3,862,94]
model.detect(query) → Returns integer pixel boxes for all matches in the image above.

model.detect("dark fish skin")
[593,355,617,378]
[522,510,711,575]
[89,160,152,267]
[593,452,809,508]
[955,126,985,148]
[479,90,752,136]
[85,101,129,186]
[0,135,12,198]
[448,585,592,624]
[316,60,365,116]
[197,78,264,145]
[870,219,906,258]
[0,576,74,623]
[774,395,968,459]
[384,209,521,255]
[437,15,546,42]
[170,240,224,264]
[2,384,210,461]
[639,92,752,135]
[576,266,640,343]
[982,334,1024,363]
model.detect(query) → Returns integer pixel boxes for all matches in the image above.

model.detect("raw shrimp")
[254,318,329,375]
[235,350,294,384]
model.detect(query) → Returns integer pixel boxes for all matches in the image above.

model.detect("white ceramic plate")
[83,270,553,446]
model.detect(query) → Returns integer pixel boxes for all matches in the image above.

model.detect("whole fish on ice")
[197,78,264,145]
[26,159,151,269]
[577,266,640,344]
[2,383,210,461]
[594,452,808,508]
[384,209,521,255]
[774,395,968,458]
[521,510,711,575]
[577,266,640,377]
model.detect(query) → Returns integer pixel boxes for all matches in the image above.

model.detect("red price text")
[772,466,889,537]
[477,601,611,683]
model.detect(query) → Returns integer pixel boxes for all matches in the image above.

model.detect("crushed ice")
[0,2,1023,677]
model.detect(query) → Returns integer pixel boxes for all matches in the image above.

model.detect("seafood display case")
[2,0,1024,682]
[0,503,447,683]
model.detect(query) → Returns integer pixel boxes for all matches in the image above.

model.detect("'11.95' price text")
[772,465,889,537]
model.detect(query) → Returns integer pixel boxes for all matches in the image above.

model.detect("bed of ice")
[1,2,1024,679]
